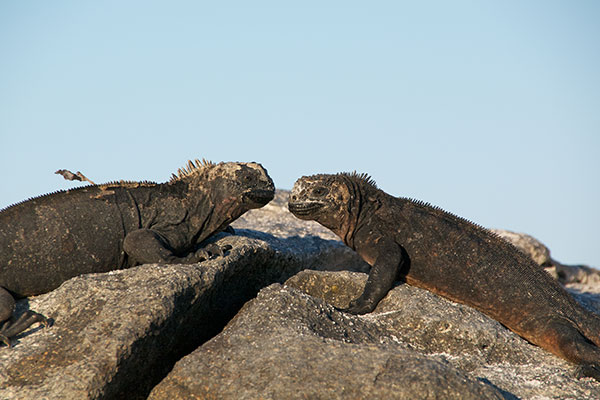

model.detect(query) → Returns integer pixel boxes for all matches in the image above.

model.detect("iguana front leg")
[1,287,48,347]
[123,229,231,265]
[341,238,405,315]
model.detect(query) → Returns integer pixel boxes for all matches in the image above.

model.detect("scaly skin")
[289,172,600,381]
[0,160,274,346]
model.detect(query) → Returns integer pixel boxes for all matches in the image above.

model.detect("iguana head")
[289,172,378,241]
[227,161,275,208]
[288,173,354,231]
[165,159,274,247]
[171,159,275,209]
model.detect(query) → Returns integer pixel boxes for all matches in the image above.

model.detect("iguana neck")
[185,186,242,245]
[193,192,241,243]
[326,179,370,251]
[129,182,223,249]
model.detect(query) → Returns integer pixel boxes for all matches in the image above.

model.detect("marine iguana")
[0,160,274,346]
[288,172,600,381]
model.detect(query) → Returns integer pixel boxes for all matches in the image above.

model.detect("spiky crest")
[0,180,157,213]
[402,196,518,250]
[169,158,216,183]
[338,171,378,189]
[97,180,157,189]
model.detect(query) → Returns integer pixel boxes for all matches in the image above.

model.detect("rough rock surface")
[2,190,600,399]
[148,283,505,400]
[149,267,600,399]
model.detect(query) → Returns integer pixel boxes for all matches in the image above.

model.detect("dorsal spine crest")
[170,158,215,183]
[338,171,378,189]
[0,180,159,213]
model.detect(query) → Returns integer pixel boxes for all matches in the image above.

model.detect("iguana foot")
[0,310,49,347]
[336,298,377,315]
[575,364,600,381]
[195,243,233,261]
[124,229,233,264]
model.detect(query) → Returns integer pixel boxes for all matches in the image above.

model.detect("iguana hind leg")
[533,318,600,381]
[123,229,231,265]
[0,287,48,347]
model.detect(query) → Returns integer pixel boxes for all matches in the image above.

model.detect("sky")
[1,1,598,267]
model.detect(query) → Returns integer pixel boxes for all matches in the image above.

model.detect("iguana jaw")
[244,188,275,208]
[288,201,325,219]
[288,176,331,219]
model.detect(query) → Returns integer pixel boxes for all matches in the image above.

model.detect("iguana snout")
[237,163,275,208]
[244,188,275,207]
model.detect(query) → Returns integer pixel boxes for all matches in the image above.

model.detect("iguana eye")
[312,187,328,197]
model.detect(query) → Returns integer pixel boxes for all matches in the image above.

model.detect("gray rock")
[151,269,600,399]
[0,235,273,399]
[232,189,369,273]
[287,270,600,399]
[148,283,506,400]
[233,190,340,241]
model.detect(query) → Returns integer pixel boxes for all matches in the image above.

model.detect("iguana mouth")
[288,201,324,217]
[245,189,275,205]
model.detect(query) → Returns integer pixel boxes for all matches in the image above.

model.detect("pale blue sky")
[1,1,599,267]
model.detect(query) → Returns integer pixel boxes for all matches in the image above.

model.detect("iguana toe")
[575,364,600,381]
[217,244,233,256]
[0,311,49,346]
[337,299,376,315]
[197,243,232,260]
[0,333,12,347]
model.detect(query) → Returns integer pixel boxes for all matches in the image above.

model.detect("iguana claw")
[575,364,600,381]
[336,299,376,315]
[195,243,233,261]
[0,333,12,347]
[0,311,49,347]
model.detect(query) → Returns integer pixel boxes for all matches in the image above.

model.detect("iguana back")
[2,183,166,296]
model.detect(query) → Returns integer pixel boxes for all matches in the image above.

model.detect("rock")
[558,264,600,295]
[233,190,340,241]
[0,236,270,399]
[232,190,369,273]
[151,269,600,399]
[148,283,506,400]
[287,271,600,399]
